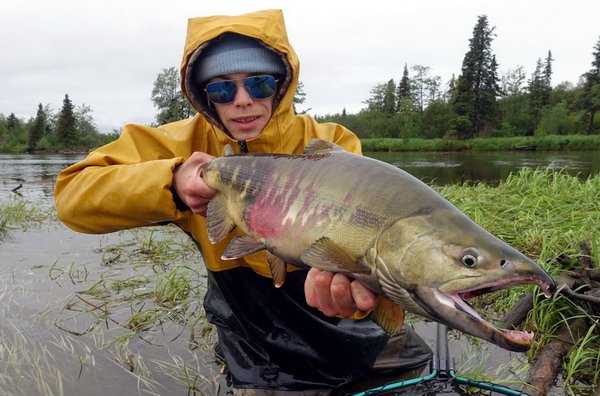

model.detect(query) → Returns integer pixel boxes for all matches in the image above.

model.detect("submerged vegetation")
[0,198,49,236]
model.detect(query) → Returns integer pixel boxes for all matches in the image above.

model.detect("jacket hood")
[180,9,299,141]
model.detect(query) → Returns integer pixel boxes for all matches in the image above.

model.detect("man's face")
[209,73,276,141]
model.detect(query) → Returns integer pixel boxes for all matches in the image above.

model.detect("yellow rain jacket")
[54,9,429,391]
[55,9,360,278]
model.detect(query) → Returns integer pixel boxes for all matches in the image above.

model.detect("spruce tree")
[6,113,19,130]
[543,50,553,103]
[529,50,554,126]
[581,37,600,134]
[382,79,397,115]
[55,94,78,148]
[528,58,546,124]
[396,64,412,112]
[27,103,46,151]
[451,15,501,138]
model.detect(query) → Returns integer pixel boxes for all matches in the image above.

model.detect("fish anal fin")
[266,252,287,288]
[300,237,371,274]
[222,235,266,260]
[372,296,405,336]
[303,139,344,155]
[206,194,236,243]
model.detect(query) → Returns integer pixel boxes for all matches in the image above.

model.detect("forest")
[1,15,598,153]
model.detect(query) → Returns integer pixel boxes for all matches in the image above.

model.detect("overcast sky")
[1,0,599,132]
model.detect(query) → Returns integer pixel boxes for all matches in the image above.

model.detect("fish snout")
[513,257,557,297]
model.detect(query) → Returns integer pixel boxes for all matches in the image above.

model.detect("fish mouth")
[416,276,555,352]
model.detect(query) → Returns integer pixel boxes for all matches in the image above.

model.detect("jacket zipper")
[238,140,249,153]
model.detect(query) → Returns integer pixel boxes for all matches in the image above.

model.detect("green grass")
[361,134,600,152]
[438,168,600,392]
[0,198,50,236]
[438,168,599,270]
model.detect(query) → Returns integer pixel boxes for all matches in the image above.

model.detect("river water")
[2,150,599,200]
[2,150,597,395]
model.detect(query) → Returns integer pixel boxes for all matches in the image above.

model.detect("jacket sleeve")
[330,123,362,155]
[54,123,192,234]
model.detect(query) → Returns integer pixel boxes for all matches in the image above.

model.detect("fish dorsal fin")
[300,237,371,274]
[221,235,266,260]
[266,252,287,288]
[206,194,236,243]
[303,139,344,155]
[372,296,405,335]
[223,144,235,156]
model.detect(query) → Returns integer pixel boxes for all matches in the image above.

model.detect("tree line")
[1,14,599,153]
[318,15,600,140]
[0,95,118,152]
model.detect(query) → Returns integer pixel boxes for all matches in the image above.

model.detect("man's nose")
[232,84,253,106]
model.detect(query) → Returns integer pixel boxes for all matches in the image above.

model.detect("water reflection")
[367,150,600,185]
[1,151,599,201]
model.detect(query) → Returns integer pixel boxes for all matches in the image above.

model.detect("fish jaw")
[375,253,553,351]
[401,256,556,352]
[413,285,536,352]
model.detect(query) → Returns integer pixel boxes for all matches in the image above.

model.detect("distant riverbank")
[361,134,600,152]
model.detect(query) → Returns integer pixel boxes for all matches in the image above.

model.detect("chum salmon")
[202,139,556,352]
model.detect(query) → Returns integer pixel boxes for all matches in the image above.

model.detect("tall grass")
[438,168,600,392]
[438,168,599,271]
[361,134,600,152]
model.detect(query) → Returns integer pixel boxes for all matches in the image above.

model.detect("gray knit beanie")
[195,33,286,83]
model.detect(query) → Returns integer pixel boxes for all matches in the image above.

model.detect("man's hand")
[304,268,378,318]
[172,151,217,216]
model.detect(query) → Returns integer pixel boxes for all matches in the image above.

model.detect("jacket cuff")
[170,163,192,212]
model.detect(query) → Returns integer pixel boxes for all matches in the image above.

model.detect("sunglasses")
[204,75,278,104]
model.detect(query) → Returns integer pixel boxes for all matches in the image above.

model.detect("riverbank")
[361,134,600,152]
[2,134,600,155]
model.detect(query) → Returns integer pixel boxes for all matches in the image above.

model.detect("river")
[2,150,597,395]
[2,150,599,200]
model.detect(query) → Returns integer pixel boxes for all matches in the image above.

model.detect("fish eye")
[462,254,477,267]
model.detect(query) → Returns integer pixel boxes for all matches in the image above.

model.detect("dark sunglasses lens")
[244,76,277,100]
[206,81,237,104]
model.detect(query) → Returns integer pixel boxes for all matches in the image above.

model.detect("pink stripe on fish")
[245,159,310,238]
[245,157,340,239]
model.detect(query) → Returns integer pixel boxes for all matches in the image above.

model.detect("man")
[55,9,431,394]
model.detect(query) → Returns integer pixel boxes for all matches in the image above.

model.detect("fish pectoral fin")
[372,296,405,336]
[206,194,236,243]
[266,252,287,288]
[303,139,344,155]
[300,237,371,274]
[221,235,266,260]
